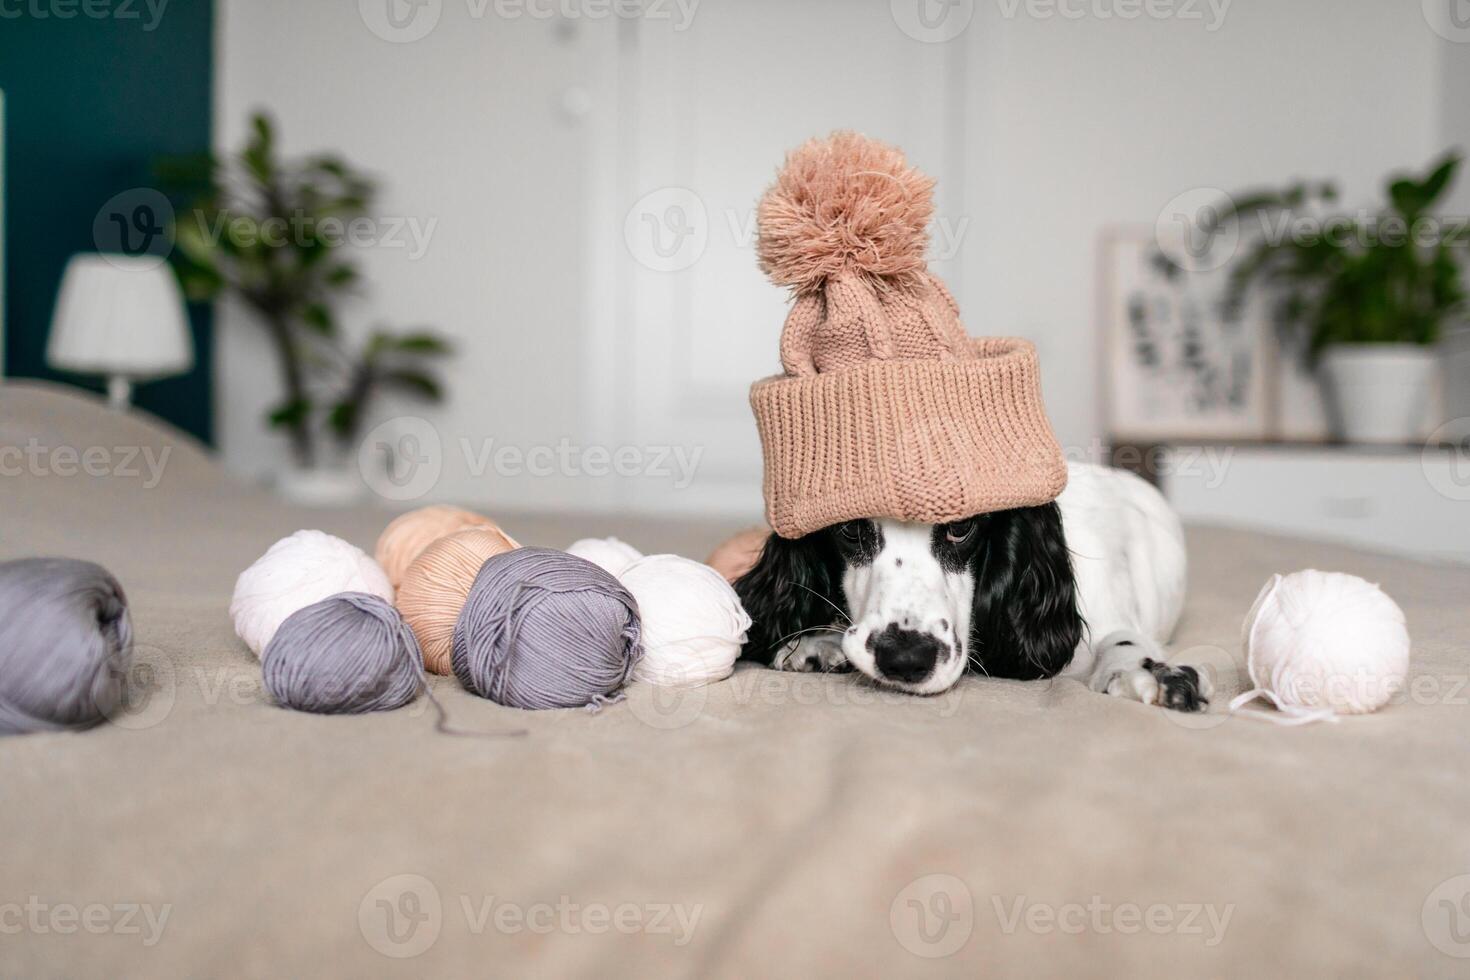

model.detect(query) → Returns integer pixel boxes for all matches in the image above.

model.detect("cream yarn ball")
[396,526,519,674]
[705,527,769,583]
[1236,569,1410,720]
[566,537,643,578]
[375,505,507,589]
[230,530,394,658]
[620,554,751,687]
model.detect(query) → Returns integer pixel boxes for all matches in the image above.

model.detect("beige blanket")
[2,380,1468,978]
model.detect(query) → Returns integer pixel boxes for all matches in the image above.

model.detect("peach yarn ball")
[705,528,770,583]
[375,505,508,589]
[396,526,519,673]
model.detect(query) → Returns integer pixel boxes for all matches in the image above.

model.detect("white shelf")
[1161,445,1470,564]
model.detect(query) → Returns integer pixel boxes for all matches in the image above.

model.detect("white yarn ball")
[1241,569,1409,715]
[230,530,394,658]
[566,537,643,578]
[620,554,751,688]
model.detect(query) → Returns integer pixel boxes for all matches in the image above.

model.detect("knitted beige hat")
[750,132,1068,539]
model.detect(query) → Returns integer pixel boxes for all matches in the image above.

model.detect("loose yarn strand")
[1228,688,1340,727]
[421,679,527,738]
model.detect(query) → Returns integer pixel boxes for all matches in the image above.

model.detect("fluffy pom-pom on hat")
[747,132,1069,539]
[757,131,935,295]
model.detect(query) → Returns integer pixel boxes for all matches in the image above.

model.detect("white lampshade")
[47,253,194,405]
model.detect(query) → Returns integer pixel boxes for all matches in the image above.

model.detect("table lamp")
[47,253,194,409]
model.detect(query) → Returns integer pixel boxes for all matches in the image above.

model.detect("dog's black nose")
[868,625,942,684]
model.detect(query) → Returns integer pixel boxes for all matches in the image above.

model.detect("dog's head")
[734,504,1082,694]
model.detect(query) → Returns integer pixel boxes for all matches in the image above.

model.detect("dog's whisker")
[767,624,845,652]
[790,582,851,626]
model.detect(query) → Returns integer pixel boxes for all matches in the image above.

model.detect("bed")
[3,379,1468,977]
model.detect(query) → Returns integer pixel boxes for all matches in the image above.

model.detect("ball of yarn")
[0,557,133,735]
[620,554,751,688]
[262,592,424,714]
[1238,569,1410,718]
[705,527,769,583]
[375,505,512,589]
[231,530,394,658]
[566,536,643,578]
[452,548,641,710]
[397,526,519,674]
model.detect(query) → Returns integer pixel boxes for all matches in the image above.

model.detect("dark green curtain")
[0,0,214,443]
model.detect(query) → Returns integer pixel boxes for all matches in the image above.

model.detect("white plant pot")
[1319,343,1437,444]
[276,465,365,507]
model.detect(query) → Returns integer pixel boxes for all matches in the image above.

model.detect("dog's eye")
[945,519,977,544]
[839,521,863,541]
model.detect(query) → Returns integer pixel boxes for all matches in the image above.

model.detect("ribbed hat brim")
[749,338,1068,539]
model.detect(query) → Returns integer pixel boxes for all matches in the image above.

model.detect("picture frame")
[1100,226,1273,442]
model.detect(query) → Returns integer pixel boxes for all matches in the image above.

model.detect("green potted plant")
[1218,153,1467,443]
[159,113,450,501]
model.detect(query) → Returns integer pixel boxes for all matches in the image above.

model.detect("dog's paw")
[773,634,850,673]
[1101,657,1212,713]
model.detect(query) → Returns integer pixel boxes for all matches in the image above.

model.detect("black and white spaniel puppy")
[733,462,1210,712]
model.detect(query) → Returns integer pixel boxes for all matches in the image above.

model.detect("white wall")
[957,0,1444,451]
[215,0,604,510]
[215,0,1463,517]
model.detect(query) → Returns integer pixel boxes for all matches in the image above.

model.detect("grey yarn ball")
[452,548,642,710]
[262,592,425,714]
[0,557,134,736]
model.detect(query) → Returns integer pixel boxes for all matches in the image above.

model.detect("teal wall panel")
[0,0,213,443]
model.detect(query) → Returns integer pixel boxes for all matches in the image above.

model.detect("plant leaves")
[266,397,311,429]
[391,332,452,355]
[301,304,334,335]
[327,401,359,440]
[382,370,443,400]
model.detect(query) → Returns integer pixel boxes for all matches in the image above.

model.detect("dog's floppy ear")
[732,531,844,666]
[970,502,1082,680]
